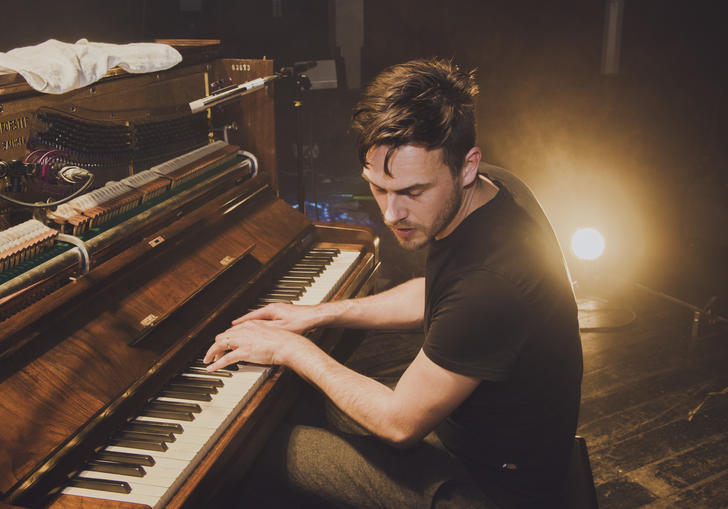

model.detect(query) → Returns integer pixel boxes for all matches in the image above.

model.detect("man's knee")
[432,479,499,509]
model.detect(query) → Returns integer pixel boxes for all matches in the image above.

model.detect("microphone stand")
[187,62,317,215]
[292,69,312,214]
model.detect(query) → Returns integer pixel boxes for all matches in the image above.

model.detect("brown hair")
[351,58,478,176]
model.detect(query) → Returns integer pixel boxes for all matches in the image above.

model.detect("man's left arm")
[204,321,479,448]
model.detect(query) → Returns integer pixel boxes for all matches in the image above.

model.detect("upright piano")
[0,41,379,508]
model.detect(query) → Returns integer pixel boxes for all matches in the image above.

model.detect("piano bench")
[561,436,599,509]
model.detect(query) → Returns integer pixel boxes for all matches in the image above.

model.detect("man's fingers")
[203,342,223,364]
[231,307,271,325]
[206,350,238,372]
[204,334,233,363]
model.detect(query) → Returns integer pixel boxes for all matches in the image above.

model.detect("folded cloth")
[0,39,183,94]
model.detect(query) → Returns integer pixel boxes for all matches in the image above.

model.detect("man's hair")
[351,58,478,177]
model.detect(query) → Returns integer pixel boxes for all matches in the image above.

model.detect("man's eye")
[405,190,422,198]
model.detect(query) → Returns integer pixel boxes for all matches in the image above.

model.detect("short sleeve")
[423,270,529,381]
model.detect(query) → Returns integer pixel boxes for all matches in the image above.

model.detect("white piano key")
[105,438,203,461]
[135,407,230,430]
[63,486,160,506]
[76,467,179,487]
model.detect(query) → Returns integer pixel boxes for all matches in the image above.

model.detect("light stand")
[570,228,636,332]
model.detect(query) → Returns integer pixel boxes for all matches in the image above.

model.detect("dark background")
[2,0,727,308]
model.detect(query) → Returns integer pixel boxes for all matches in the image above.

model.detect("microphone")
[188,75,279,114]
[279,61,318,77]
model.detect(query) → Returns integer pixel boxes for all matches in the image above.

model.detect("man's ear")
[461,147,482,187]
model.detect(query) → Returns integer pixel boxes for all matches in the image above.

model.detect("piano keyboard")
[61,247,361,507]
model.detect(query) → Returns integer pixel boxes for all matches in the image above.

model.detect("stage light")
[571,228,605,260]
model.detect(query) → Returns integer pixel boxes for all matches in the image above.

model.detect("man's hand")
[203,320,309,371]
[231,302,323,334]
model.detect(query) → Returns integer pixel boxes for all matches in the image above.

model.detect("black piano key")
[310,248,340,255]
[86,459,146,477]
[289,270,323,278]
[259,297,293,304]
[273,285,307,294]
[141,407,195,421]
[294,257,327,267]
[288,269,321,276]
[117,429,176,443]
[272,283,306,292]
[267,289,302,297]
[280,273,314,280]
[265,293,302,301]
[186,366,232,377]
[296,256,328,263]
[127,420,184,434]
[190,360,238,371]
[95,450,155,467]
[301,255,333,263]
[270,282,306,290]
[272,283,304,290]
[69,476,132,494]
[173,375,224,388]
[300,260,331,268]
[292,262,326,269]
[160,388,213,401]
[281,269,320,281]
[110,436,168,452]
[279,276,314,284]
[167,381,218,394]
[148,400,202,414]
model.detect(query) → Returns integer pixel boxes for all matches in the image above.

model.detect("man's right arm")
[231,277,425,332]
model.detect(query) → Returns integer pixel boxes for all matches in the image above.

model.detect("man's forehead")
[363,145,446,182]
[361,164,429,190]
[361,169,427,191]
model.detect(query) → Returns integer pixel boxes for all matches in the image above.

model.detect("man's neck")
[435,175,499,241]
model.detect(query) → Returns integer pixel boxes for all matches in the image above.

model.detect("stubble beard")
[388,184,463,251]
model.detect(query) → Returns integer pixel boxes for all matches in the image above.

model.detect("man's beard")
[386,184,463,250]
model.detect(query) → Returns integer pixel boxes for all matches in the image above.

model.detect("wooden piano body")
[0,42,379,508]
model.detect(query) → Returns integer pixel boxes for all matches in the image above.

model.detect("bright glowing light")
[571,228,605,260]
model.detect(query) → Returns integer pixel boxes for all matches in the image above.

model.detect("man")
[205,58,582,508]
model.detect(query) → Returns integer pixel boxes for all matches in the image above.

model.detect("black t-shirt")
[423,179,582,506]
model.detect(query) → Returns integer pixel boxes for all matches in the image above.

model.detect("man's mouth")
[391,226,416,238]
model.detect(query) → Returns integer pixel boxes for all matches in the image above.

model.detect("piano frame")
[0,42,380,508]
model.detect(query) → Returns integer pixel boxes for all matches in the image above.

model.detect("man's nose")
[383,193,407,224]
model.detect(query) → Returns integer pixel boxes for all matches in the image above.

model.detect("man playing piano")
[205,58,583,508]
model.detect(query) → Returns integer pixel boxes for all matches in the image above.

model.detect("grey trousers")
[241,407,496,508]
[234,330,498,508]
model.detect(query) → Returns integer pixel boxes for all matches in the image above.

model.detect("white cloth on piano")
[0,39,182,94]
